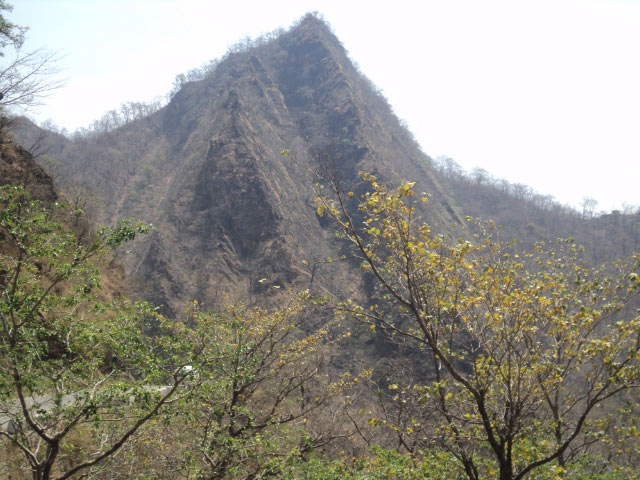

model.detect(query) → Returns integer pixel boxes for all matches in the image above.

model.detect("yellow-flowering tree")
[315,173,640,480]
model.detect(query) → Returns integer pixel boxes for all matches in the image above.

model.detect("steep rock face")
[0,130,58,203]
[12,15,460,314]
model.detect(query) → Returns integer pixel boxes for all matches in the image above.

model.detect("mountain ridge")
[11,13,461,314]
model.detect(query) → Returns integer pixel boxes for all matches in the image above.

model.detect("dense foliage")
[0,185,187,480]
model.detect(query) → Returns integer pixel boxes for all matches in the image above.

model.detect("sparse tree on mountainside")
[315,170,640,480]
[581,196,599,219]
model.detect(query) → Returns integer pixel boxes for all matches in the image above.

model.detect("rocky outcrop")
[0,128,58,204]
[11,14,460,314]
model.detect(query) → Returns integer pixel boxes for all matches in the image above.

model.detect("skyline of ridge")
[9,1,640,213]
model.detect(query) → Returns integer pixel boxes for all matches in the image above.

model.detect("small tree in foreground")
[105,293,351,480]
[315,172,640,480]
[0,185,194,480]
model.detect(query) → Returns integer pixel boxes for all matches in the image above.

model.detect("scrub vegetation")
[1,5,639,479]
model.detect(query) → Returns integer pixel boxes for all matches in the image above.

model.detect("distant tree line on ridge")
[432,155,640,219]
[431,155,640,264]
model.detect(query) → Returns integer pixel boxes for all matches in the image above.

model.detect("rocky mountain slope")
[430,158,640,264]
[13,14,460,314]
[0,127,58,203]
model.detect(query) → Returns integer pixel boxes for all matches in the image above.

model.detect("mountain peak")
[286,12,343,47]
[296,12,332,33]
[12,16,459,313]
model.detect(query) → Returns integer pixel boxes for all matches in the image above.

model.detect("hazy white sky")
[10,0,640,212]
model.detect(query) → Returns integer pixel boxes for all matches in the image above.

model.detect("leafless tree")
[0,3,63,115]
[0,48,62,110]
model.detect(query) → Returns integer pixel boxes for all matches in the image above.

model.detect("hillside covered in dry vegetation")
[3,11,640,480]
